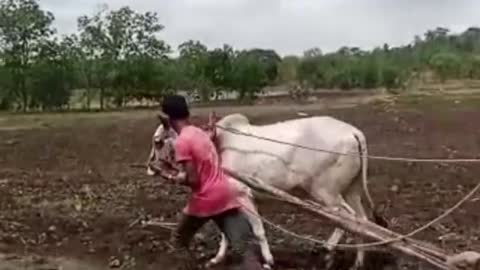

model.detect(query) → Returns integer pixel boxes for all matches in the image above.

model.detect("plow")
[222,168,480,270]
[133,162,480,270]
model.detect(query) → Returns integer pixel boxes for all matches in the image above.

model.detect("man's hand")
[158,168,176,180]
[173,162,197,187]
[146,157,197,188]
[147,161,181,183]
[149,162,191,187]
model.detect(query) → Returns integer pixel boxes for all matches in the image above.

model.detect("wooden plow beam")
[222,168,480,270]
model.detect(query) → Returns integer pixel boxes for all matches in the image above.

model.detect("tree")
[381,65,405,90]
[429,52,461,82]
[77,5,169,109]
[29,37,77,110]
[303,47,322,58]
[467,55,480,80]
[3,15,480,113]
[205,45,234,100]
[278,55,300,83]
[244,48,281,83]
[0,0,55,111]
[230,51,268,101]
[0,64,13,109]
[457,27,480,53]
[178,40,209,101]
[297,55,321,86]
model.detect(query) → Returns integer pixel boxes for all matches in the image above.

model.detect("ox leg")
[325,200,356,251]
[310,189,355,269]
[345,189,369,270]
[323,228,346,270]
[326,199,358,270]
[146,148,157,175]
[146,167,156,176]
[326,228,345,251]
[239,196,274,269]
[205,233,228,268]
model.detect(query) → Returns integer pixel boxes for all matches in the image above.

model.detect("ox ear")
[207,111,218,140]
[208,111,218,125]
[208,111,220,130]
[157,114,170,130]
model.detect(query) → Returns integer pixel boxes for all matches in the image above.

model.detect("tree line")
[1,0,480,111]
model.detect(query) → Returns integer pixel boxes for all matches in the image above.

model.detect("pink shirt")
[174,125,240,217]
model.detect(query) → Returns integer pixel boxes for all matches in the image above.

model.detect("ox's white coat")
[146,113,379,270]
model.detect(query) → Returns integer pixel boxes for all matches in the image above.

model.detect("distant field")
[2,89,480,130]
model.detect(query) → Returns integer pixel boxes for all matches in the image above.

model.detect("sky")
[40,0,480,57]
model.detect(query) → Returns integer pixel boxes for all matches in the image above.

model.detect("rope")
[237,179,480,249]
[144,121,480,249]
[141,160,480,249]
[138,180,479,250]
[144,157,478,250]
[215,125,480,163]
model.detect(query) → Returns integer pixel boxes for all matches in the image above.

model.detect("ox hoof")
[263,255,274,269]
[349,262,364,270]
[446,251,480,270]
[325,252,336,270]
[204,258,221,269]
[146,168,155,176]
[262,263,272,269]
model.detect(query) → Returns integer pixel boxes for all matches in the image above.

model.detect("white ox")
[146,113,385,270]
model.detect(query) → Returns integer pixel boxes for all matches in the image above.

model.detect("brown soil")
[1,99,480,270]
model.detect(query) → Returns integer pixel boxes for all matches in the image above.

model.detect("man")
[155,94,262,270]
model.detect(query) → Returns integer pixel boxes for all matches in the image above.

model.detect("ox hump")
[217,113,250,128]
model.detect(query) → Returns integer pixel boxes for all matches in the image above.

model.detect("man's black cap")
[161,94,190,120]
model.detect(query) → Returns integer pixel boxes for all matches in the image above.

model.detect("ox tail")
[353,133,388,228]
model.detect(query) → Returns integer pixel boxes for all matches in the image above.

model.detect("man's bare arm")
[174,161,198,186]
[157,161,197,187]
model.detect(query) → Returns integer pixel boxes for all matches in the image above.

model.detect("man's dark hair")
[161,95,190,120]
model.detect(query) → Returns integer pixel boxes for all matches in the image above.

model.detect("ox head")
[146,112,221,176]
[146,114,179,175]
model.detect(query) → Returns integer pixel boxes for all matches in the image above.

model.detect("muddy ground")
[1,95,480,270]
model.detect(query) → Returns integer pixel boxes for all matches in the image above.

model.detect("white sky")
[40,0,480,56]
